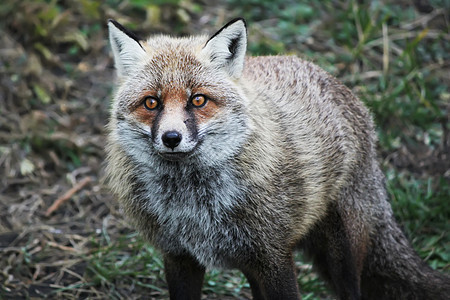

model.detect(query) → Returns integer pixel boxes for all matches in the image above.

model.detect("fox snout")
[153,112,200,161]
[155,127,194,160]
[162,131,182,150]
[156,128,194,161]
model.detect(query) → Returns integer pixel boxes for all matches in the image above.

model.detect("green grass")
[386,171,450,270]
[85,232,167,299]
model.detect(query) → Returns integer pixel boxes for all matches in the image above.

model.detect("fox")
[105,18,450,299]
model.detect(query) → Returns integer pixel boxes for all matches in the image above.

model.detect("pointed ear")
[108,20,147,78]
[202,18,247,78]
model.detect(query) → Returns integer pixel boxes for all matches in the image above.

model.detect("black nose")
[162,131,182,150]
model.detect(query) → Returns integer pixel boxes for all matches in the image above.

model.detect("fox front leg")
[242,256,301,300]
[163,253,205,300]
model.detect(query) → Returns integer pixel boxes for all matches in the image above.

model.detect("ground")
[0,1,448,299]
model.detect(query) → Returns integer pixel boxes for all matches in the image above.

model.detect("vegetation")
[0,0,448,299]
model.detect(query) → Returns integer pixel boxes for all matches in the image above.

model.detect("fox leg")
[300,204,363,300]
[242,272,265,300]
[242,255,301,300]
[163,252,205,300]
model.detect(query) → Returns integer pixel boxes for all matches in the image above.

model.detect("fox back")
[106,19,449,299]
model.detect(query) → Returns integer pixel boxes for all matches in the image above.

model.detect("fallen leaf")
[20,158,35,176]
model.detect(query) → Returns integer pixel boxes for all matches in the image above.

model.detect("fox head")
[108,19,251,167]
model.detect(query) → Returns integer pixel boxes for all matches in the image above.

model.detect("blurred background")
[0,0,448,299]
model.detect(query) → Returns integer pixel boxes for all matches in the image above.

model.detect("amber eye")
[191,94,208,108]
[143,96,160,110]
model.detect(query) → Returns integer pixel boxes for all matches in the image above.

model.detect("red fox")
[105,18,450,299]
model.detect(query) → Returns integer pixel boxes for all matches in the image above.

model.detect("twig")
[47,241,80,253]
[45,177,91,217]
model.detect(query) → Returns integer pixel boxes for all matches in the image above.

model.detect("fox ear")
[202,18,247,78]
[108,20,147,78]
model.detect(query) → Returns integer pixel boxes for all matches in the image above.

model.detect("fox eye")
[191,94,208,108]
[143,96,160,110]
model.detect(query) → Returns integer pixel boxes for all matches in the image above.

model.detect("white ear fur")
[202,18,247,78]
[108,20,147,78]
